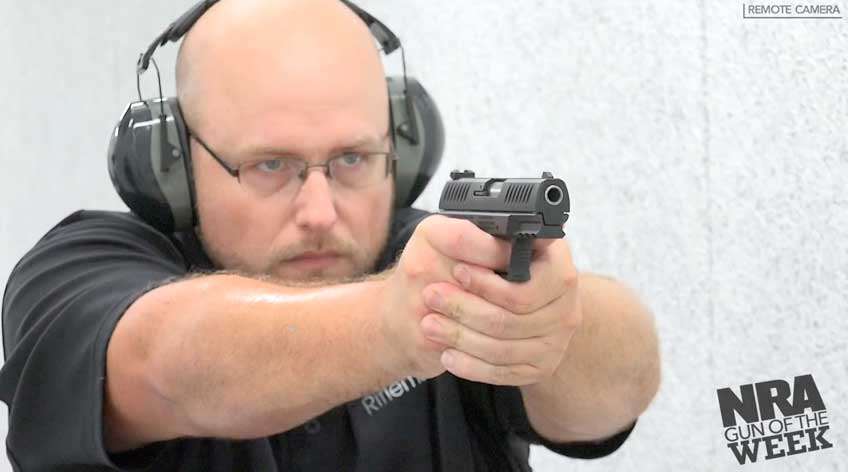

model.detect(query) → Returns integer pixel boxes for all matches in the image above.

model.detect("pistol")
[438,170,571,283]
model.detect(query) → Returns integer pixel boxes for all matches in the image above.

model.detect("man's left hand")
[419,238,582,386]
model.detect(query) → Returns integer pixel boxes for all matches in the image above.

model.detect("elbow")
[112,286,213,441]
[144,300,263,440]
[105,298,197,450]
[627,312,661,419]
[144,311,220,438]
[632,348,661,419]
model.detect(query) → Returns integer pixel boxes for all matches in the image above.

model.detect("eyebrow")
[243,132,391,159]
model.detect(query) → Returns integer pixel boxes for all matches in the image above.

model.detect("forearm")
[520,274,660,442]
[106,272,402,449]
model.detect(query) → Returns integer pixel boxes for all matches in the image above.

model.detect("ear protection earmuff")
[108,0,444,234]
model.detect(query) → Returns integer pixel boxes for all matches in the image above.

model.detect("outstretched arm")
[520,274,660,442]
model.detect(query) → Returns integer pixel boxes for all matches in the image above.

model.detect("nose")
[292,169,338,233]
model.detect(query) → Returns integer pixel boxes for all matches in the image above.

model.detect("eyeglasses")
[188,130,397,198]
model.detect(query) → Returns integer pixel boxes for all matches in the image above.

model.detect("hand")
[417,238,582,386]
[379,215,517,380]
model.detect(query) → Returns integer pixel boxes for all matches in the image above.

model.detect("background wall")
[1,1,845,470]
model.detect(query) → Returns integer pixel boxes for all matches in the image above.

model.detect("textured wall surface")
[1,1,846,471]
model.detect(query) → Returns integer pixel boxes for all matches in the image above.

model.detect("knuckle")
[401,253,421,271]
[539,361,557,378]
[454,217,476,233]
[417,215,441,237]
[402,259,429,282]
[560,265,579,289]
[449,220,481,256]
[448,301,465,323]
[494,344,514,365]
[571,312,584,331]
[547,354,563,374]
[505,291,534,313]
[451,324,464,347]
[451,230,468,257]
[415,335,436,354]
[564,307,583,331]
[417,215,449,252]
[399,244,436,282]
[554,238,575,264]
[488,309,509,338]
[491,365,512,384]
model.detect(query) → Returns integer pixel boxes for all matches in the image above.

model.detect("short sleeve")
[0,210,189,471]
[492,385,636,459]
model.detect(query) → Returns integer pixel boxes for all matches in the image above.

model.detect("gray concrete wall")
[1,1,845,470]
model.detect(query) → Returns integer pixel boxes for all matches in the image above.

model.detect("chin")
[272,260,360,285]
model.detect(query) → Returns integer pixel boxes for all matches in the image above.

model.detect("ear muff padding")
[108,98,195,233]
[389,76,445,208]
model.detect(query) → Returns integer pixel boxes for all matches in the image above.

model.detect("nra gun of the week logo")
[716,374,834,465]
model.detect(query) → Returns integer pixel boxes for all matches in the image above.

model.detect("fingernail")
[422,316,442,337]
[454,264,471,288]
[425,289,445,311]
[441,350,455,368]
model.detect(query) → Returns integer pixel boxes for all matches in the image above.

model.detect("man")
[0,0,660,470]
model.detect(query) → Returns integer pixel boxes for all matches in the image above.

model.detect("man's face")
[184,5,394,283]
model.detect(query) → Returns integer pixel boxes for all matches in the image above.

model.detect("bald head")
[176,0,396,283]
[175,0,387,134]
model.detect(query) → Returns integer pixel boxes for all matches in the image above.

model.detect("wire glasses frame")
[187,129,398,197]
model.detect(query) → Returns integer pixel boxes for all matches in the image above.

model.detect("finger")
[439,349,542,386]
[454,257,576,315]
[420,215,511,271]
[533,238,574,268]
[422,283,559,339]
[420,312,553,367]
[532,238,558,253]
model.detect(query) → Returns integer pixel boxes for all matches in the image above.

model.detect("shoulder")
[0,211,192,470]
[40,209,171,241]
[5,208,187,279]
[3,210,189,331]
[22,209,185,265]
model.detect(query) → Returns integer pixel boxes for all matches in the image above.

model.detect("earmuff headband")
[137,0,403,75]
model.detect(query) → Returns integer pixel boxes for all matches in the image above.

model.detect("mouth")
[286,252,342,270]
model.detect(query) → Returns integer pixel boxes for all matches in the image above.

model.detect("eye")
[337,153,363,167]
[256,159,287,173]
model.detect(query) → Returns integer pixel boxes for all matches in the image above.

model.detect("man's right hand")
[379,215,512,380]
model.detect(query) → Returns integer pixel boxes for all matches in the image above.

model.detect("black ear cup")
[389,77,445,208]
[108,97,195,233]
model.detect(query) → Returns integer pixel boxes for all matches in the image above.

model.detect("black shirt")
[0,208,635,471]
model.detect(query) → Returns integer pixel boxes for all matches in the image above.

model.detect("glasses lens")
[329,153,388,188]
[238,157,303,197]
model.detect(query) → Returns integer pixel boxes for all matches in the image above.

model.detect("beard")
[195,223,390,286]
[262,230,384,284]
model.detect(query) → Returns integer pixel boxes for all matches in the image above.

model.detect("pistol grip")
[506,235,534,282]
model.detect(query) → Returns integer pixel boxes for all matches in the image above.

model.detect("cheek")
[194,164,278,270]
[345,184,393,257]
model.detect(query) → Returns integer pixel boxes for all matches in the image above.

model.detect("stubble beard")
[195,223,391,286]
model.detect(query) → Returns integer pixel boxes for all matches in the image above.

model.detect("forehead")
[189,33,389,157]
